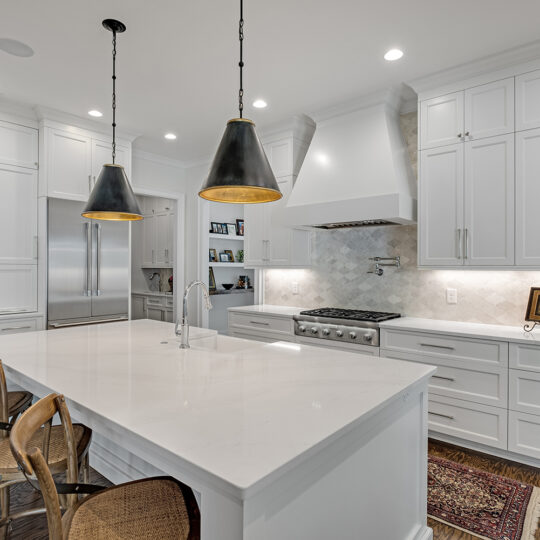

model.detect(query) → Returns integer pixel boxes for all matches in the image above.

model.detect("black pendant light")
[199,0,281,204]
[82,19,142,221]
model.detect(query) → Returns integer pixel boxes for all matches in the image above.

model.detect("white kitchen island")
[0,320,435,540]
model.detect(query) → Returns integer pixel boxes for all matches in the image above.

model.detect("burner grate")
[299,308,401,323]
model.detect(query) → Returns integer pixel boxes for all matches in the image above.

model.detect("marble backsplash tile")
[264,225,540,327]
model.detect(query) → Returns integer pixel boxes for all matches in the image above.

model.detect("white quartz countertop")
[0,320,434,497]
[227,304,306,317]
[380,317,540,345]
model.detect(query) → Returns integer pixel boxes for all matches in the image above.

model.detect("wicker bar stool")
[10,393,201,540]
[0,361,92,537]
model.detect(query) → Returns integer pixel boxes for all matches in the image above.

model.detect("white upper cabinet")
[516,128,540,265]
[244,203,268,266]
[91,139,132,188]
[516,70,540,131]
[463,134,514,266]
[464,78,514,140]
[0,164,38,265]
[0,121,38,169]
[419,145,464,266]
[46,128,92,200]
[420,92,464,149]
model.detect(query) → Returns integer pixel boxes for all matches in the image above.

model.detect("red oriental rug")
[428,455,540,539]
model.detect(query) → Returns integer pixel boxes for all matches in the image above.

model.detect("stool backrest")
[0,360,10,434]
[10,393,78,540]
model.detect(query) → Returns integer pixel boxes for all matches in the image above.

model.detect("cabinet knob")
[457,133,462,138]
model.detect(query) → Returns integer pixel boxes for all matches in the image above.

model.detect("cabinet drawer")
[509,369,540,415]
[0,317,39,335]
[165,297,174,308]
[381,329,508,369]
[229,331,284,344]
[428,395,507,449]
[228,312,293,336]
[380,348,507,407]
[145,296,164,307]
[509,343,540,372]
[508,410,540,459]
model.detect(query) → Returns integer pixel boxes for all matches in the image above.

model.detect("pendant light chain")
[111,30,117,164]
[238,0,244,118]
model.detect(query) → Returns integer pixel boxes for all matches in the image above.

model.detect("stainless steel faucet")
[175,280,212,349]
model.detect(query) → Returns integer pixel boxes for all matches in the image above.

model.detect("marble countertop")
[0,320,434,496]
[227,304,306,317]
[380,317,540,345]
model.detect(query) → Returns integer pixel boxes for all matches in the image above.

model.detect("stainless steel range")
[293,308,401,347]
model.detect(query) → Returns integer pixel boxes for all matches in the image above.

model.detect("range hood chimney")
[284,90,416,228]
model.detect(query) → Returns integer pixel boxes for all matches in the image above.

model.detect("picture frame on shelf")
[209,248,217,262]
[209,267,216,291]
[525,287,540,322]
[236,219,244,236]
[226,223,236,236]
[219,252,231,262]
[224,249,235,262]
[211,222,219,234]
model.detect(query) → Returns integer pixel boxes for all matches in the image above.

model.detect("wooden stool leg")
[0,486,10,539]
[82,452,90,484]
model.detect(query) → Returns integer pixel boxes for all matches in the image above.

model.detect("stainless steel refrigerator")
[48,198,129,328]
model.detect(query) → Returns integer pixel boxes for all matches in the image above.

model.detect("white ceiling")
[2,0,540,162]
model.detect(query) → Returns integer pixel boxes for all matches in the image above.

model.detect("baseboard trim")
[413,526,433,540]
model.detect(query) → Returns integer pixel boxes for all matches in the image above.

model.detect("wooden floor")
[4,439,540,539]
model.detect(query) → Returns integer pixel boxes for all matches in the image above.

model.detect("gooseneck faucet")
[175,280,212,349]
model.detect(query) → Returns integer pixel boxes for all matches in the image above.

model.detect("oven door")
[295,336,380,356]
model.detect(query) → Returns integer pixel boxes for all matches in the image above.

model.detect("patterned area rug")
[428,455,540,539]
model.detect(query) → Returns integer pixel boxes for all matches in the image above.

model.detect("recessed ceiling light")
[88,110,103,117]
[252,99,267,109]
[384,49,404,61]
[0,38,34,58]
[164,133,177,140]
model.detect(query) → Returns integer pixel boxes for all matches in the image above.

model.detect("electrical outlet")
[291,281,299,295]
[446,288,458,304]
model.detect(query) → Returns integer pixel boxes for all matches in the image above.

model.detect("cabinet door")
[0,165,37,264]
[464,134,514,266]
[91,140,132,188]
[142,215,155,266]
[0,265,37,314]
[516,128,540,265]
[131,296,146,320]
[464,78,514,140]
[419,146,464,266]
[47,128,92,200]
[154,213,170,266]
[420,92,464,149]
[267,179,292,266]
[516,70,540,131]
[244,203,267,267]
[0,121,38,169]
[147,307,163,321]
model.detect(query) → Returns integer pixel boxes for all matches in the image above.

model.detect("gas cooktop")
[298,308,401,323]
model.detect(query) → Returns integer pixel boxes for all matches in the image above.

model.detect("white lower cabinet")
[228,312,295,343]
[0,266,37,314]
[0,316,43,335]
[508,410,540,459]
[428,395,507,450]
[131,293,173,322]
[509,369,540,415]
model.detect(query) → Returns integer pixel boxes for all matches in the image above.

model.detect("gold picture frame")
[525,287,540,322]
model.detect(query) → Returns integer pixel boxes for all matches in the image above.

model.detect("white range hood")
[284,91,416,228]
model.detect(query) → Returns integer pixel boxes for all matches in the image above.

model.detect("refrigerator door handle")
[85,223,92,296]
[95,223,102,296]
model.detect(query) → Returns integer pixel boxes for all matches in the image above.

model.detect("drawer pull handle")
[1,326,31,331]
[429,411,455,420]
[250,320,270,326]
[432,375,455,382]
[420,343,455,351]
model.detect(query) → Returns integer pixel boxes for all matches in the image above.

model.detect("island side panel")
[243,383,432,540]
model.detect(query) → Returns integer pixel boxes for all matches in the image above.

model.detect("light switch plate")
[446,288,458,304]
[292,281,299,294]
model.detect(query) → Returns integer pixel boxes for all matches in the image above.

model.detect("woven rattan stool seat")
[62,477,199,540]
[7,391,32,417]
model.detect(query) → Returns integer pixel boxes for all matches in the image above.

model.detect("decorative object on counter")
[209,267,216,291]
[209,248,217,262]
[236,249,244,263]
[367,256,400,277]
[198,0,281,204]
[168,274,173,293]
[238,275,250,289]
[148,271,161,292]
[222,283,234,290]
[224,249,235,262]
[219,252,231,262]
[82,19,142,222]
[236,219,244,235]
[524,287,540,332]
[227,223,237,236]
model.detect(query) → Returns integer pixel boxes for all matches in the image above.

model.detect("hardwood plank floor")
[5,439,540,538]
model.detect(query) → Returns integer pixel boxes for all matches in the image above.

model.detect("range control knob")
[298,325,306,333]
[335,330,344,337]
[322,328,331,336]
[363,333,373,342]
[349,331,357,340]
[311,327,318,335]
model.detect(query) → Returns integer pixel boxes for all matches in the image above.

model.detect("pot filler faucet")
[175,280,213,349]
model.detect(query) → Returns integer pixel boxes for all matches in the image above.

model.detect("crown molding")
[132,148,187,169]
[409,39,540,98]
[0,98,39,128]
